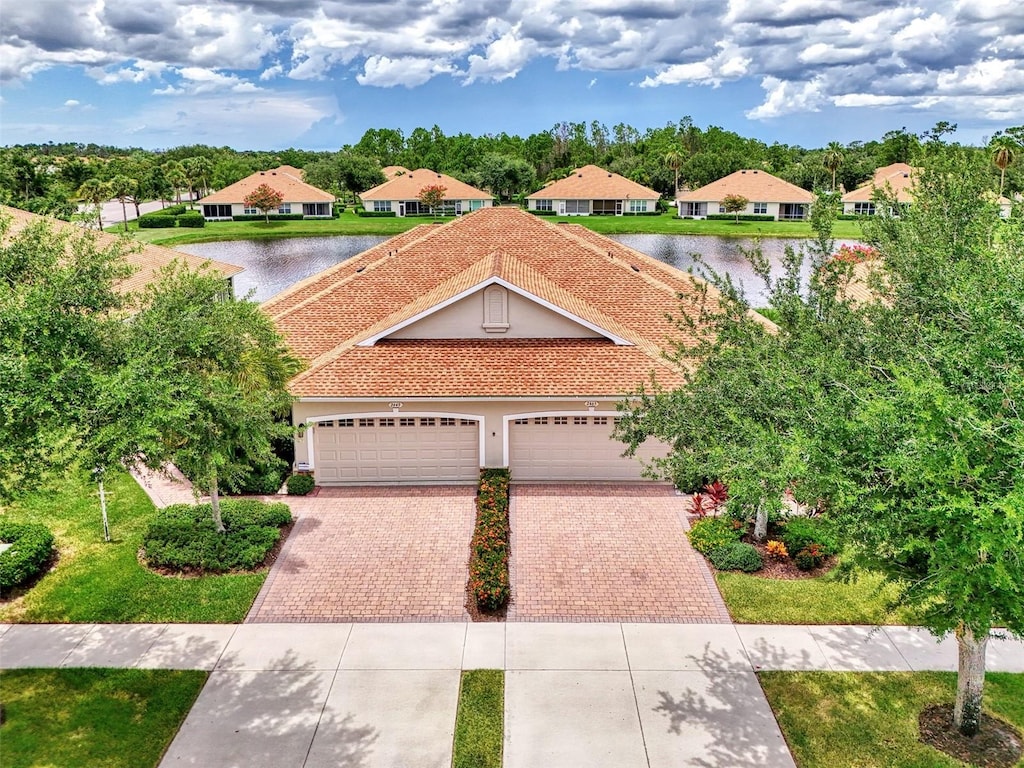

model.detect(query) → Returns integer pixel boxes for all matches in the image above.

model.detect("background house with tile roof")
[1,205,243,296]
[198,166,335,221]
[525,165,660,216]
[841,163,916,215]
[265,207,748,485]
[358,169,493,217]
[676,169,814,220]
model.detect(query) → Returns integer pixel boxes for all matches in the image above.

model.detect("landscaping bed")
[0,470,272,623]
[466,468,511,620]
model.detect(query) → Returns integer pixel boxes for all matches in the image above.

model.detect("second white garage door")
[509,415,665,481]
[313,416,480,484]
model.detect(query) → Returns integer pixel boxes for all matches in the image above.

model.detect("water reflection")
[177,233,862,305]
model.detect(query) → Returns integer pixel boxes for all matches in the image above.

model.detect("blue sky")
[2,0,1021,151]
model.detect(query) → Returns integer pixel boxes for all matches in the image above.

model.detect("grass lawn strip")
[0,668,207,768]
[760,671,1024,768]
[451,669,504,768]
[116,209,866,245]
[0,470,267,624]
[716,568,917,625]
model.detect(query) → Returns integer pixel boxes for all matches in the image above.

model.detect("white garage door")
[313,416,479,484]
[509,415,665,481]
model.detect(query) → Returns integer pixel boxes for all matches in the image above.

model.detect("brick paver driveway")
[508,484,730,622]
[247,486,476,622]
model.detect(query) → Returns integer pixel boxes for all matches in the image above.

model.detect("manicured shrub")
[709,542,763,572]
[765,539,789,559]
[781,517,838,558]
[138,215,178,229]
[355,210,398,217]
[221,458,287,496]
[286,474,315,496]
[0,522,55,592]
[687,516,743,555]
[468,468,511,611]
[176,212,205,227]
[229,213,305,222]
[794,544,826,571]
[142,499,291,573]
[704,214,778,222]
[527,209,557,216]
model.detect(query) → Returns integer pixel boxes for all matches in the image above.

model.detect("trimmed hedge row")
[0,521,55,592]
[142,499,292,573]
[138,209,205,229]
[468,468,511,611]
[230,213,306,222]
[704,214,778,222]
[355,210,398,217]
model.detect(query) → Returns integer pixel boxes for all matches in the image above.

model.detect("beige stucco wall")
[388,289,603,340]
[292,397,633,468]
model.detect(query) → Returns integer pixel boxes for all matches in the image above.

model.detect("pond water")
[177,233,863,305]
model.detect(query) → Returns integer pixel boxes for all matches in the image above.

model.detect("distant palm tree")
[76,178,110,230]
[664,150,684,193]
[822,142,845,192]
[991,137,1017,197]
[109,175,137,232]
[162,161,187,205]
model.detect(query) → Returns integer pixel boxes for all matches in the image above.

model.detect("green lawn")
[716,568,916,625]
[760,671,1024,768]
[0,668,207,768]
[452,670,504,768]
[0,470,267,623]
[113,209,865,246]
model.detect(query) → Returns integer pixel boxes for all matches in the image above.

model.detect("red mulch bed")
[919,704,1023,767]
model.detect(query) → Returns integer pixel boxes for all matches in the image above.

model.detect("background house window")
[563,199,589,214]
[535,199,552,211]
[469,200,485,210]
[854,202,876,215]
[482,284,509,332]
[244,206,259,215]
[718,204,727,213]
[629,199,644,213]
[753,202,767,214]
[373,200,392,212]
[277,204,291,214]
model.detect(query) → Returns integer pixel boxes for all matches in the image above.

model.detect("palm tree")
[664,149,684,194]
[822,142,844,192]
[108,175,137,232]
[162,161,187,205]
[991,137,1017,198]
[182,157,213,206]
[76,178,110,230]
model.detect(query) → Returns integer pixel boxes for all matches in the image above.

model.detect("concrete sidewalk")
[2,622,1022,768]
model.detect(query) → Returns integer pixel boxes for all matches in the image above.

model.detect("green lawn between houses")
[111,208,866,245]
[0,470,267,624]
[0,668,207,768]
[760,671,1024,768]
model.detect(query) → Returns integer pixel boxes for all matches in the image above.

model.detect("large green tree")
[126,266,302,531]
[619,148,1024,739]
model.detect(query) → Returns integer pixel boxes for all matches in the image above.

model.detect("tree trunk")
[210,477,226,533]
[753,503,768,542]
[98,478,110,542]
[121,200,128,232]
[954,624,988,736]
[96,206,103,231]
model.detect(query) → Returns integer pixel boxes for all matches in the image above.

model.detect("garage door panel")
[314,417,479,485]
[509,416,665,481]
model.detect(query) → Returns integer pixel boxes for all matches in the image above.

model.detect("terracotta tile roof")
[359,169,491,202]
[842,163,916,203]
[676,170,814,203]
[1,205,243,296]
[527,165,660,200]
[199,166,334,204]
[265,207,739,398]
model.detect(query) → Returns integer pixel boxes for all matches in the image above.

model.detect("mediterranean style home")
[676,169,814,220]
[358,169,493,216]
[525,165,660,216]
[198,166,335,221]
[841,163,915,215]
[1,205,242,294]
[265,207,740,485]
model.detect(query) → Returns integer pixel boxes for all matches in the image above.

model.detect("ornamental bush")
[468,468,511,611]
[230,213,305,222]
[138,215,179,229]
[780,517,838,558]
[142,499,291,573]
[176,211,205,227]
[286,474,315,496]
[709,542,763,572]
[687,516,743,555]
[0,522,55,592]
[794,544,827,571]
[355,210,398,217]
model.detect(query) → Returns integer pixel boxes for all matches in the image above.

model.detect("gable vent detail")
[482,284,509,333]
